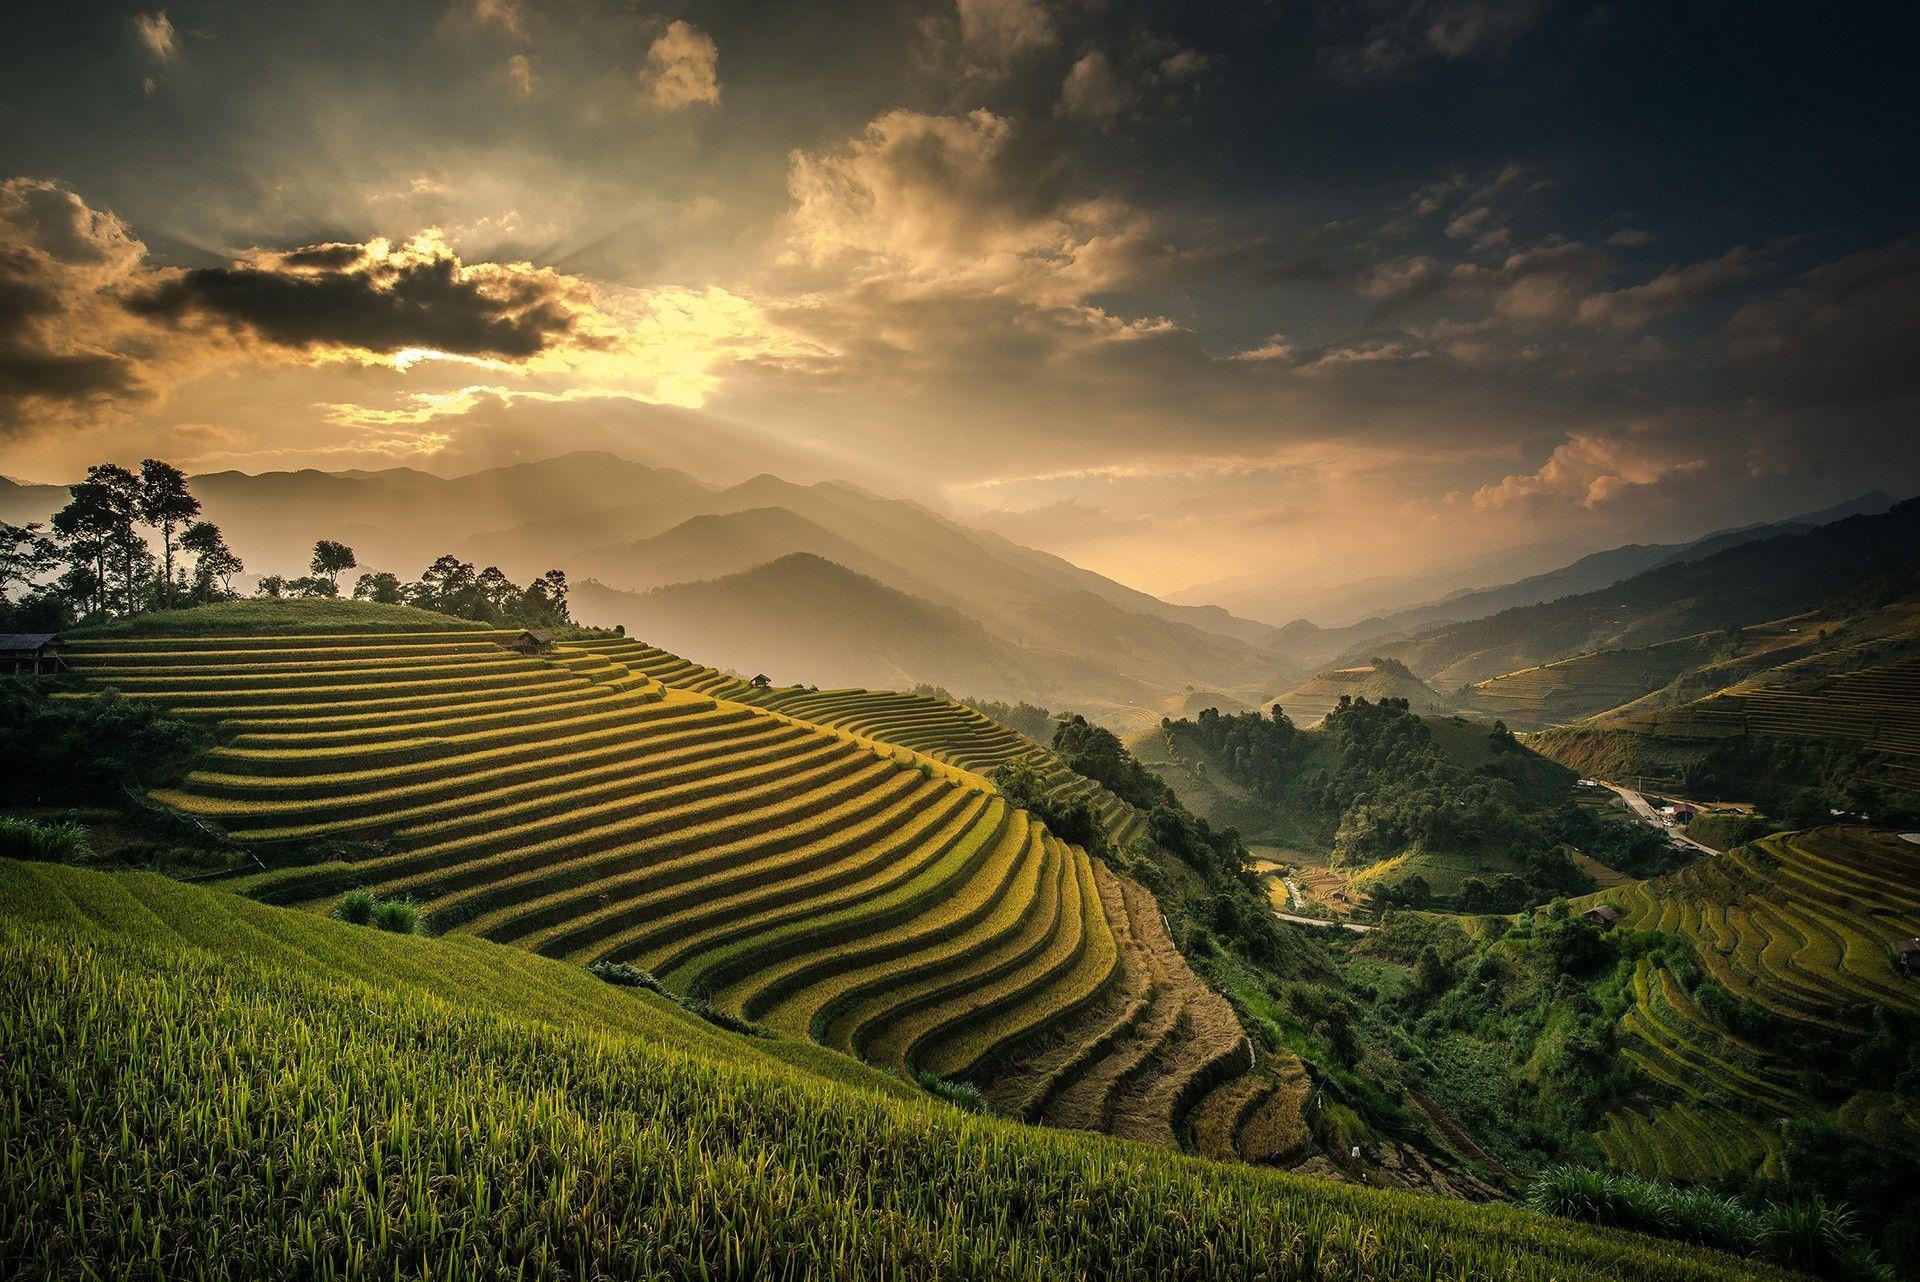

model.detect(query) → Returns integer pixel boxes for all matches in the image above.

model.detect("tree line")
[0,458,571,631]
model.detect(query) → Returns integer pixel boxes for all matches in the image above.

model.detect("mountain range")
[6,454,1909,724]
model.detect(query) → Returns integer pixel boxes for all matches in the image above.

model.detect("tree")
[137,459,200,608]
[180,521,242,602]
[0,522,57,602]
[287,576,338,599]
[412,555,477,614]
[309,540,357,592]
[352,571,405,604]
[524,568,570,622]
[475,565,516,619]
[256,574,287,599]
[52,464,147,616]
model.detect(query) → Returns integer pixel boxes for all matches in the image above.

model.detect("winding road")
[1593,781,1720,855]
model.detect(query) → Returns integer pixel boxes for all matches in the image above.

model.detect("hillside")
[1167,493,1897,636]
[49,607,1258,1153]
[1130,699,1646,909]
[1350,500,1920,689]
[1572,828,1920,1185]
[1531,595,1920,819]
[1464,617,1817,731]
[1270,659,1453,727]
[573,553,1144,707]
[7,453,1282,723]
[0,859,1781,1281]
[572,506,913,594]
[557,476,1282,713]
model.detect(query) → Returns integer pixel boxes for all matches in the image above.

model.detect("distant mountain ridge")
[1,452,1283,721]
[1261,491,1904,670]
[1349,498,1920,689]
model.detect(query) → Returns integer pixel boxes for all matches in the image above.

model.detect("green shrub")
[1756,1200,1872,1276]
[0,817,92,864]
[0,683,209,805]
[588,960,666,995]
[370,896,421,935]
[916,1069,989,1113]
[1526,1166,1884,1276]
[331,888,376,925]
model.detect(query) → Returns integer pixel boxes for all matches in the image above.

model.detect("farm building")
[0,634,65,677]
[505,629,554,653]
[1897,939,1920,976]
[1584,905,1621,929]
[749,673,772,688]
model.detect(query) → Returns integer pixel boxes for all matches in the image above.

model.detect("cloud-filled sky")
[1,0,1916,611]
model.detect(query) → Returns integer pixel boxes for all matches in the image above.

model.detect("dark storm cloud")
[0,177,150,432]
[127,241,581,359]
[0,178,613,440]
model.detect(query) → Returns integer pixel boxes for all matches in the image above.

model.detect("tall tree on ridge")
[181,521,243,601]
[0,523,58,603]
[309,540,358,594]
[137,459,200,609]
[53,464,145,616]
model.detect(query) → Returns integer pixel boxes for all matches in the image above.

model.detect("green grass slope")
[0,858,1784,1281]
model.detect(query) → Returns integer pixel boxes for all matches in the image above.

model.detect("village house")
[505,629,554,654]
[0,634,65,678]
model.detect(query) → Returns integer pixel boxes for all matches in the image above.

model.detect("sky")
[2,0,1916,612]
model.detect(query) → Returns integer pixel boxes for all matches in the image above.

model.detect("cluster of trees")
[1051,714,1174,812]
[350,556,571,627]
[910,685,1055,743]
[990,759,1109,857]
[254,540,360,601]
[0,457,575,633]
[1161,704,1300,797]
[1162,696,1602,908]
[1,460,243,629]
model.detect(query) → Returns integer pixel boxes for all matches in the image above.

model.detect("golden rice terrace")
[59,624,1270,1151]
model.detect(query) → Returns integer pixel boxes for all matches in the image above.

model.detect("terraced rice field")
[1728,659,1920,784]
[1596,1104,1783,1183]
[1585,828,1920,1034]
[1616,959,1803,1119]
[1581,831,1920,1182]
[60,625,1247,1152]
[572,645,1148,850]
[1469,645,1702,729]
[0,860,1783,1282]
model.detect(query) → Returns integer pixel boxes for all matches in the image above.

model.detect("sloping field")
[1723,658,1920,792]
[1596,1104,1784,1185]
[1585,829,1920,1033]
[58,621,1238,1152]
[1468,643,1709,730]
[0,860,1781,1282]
